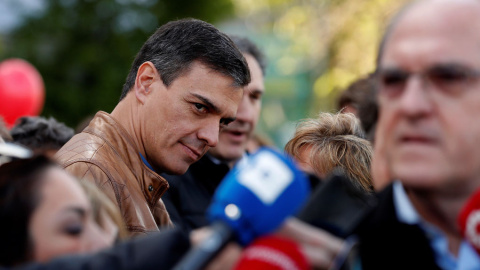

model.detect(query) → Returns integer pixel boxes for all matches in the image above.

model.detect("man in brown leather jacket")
[162,36,267,233]
[55,19,251,236]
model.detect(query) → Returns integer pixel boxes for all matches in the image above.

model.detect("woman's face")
[295,145,326,179]
[29,167,112,262]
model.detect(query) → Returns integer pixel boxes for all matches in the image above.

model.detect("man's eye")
[382,73,408,86]
[430,69,468,84]
[250,93,262,101]
[378,71,408,97]
[220,119,232,128]
[194,103,207,113]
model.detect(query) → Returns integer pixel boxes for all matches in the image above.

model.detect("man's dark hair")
[356,74,379,142]
[0,155,55,266]
[10,116,74,152]
[229,36,267,75]
[337,73,378,142]
[120,18,251,100]
[337,76,371,113]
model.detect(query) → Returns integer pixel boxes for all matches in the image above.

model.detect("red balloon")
[0,59,45,128]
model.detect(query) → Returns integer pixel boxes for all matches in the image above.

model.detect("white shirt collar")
[393,181,420,225]
[392,181,480,270]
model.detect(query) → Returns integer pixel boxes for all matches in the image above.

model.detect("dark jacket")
[351,184,441,270]
[3,227,190,270]
[56,112,172,236]
[161,154,230,232]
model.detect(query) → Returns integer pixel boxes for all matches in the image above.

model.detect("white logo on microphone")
[238,151,294,205]
[466,210,480,248]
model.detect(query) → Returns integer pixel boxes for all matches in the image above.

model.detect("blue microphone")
[173,147,310,270]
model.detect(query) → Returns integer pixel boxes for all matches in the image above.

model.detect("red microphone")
[233,235,310,270]
[458,188,480,253]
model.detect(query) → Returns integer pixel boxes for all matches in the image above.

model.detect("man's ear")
[134,61,160,104]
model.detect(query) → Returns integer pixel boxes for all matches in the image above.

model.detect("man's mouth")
[401,136,432,143]
[224,130,249,142]
[228,130,245,137]
[181,143,202,160]
[398,133,437,146]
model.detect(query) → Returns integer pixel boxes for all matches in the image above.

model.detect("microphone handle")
[173,221,234,270]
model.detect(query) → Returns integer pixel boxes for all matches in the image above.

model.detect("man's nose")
[398,75,434,118]
[197,119,219,147]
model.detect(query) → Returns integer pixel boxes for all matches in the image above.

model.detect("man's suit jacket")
[352,184,441,269]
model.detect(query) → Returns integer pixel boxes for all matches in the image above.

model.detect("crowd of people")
[1,0,480,269]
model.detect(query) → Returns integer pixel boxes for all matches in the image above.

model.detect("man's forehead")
[193,87,242,109]
[244,55,265,87]
[173,61,243,116]
[396,0,480,25]
[245,86,264,95]
[174,60,240,88]
[380,0,480,68]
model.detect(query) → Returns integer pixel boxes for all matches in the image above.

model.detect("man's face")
[208,54,265,162]
[377,0,480,193]
[142,61,243,175]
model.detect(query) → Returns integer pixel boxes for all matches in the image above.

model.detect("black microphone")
[296,169,377,238]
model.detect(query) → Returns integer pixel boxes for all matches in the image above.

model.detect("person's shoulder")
[56,132,106,163]
[62,159,112,185]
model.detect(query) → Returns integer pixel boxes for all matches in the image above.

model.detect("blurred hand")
[190,218,344,270]
[190,226,212,246]
[204,243,242,270]
[189,227,242,270]
[276,218,343,269]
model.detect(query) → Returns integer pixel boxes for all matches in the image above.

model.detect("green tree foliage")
[223,0,411,146]
[1,0,234,128]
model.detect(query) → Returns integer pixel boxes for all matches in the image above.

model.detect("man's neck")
[406,187,467,256]
[111,96,146,159]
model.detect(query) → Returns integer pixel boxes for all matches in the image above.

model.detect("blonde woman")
[285,112,373,193]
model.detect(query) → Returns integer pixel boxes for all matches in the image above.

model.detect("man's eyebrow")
[192,93,220,114]
[379,62,475,72]
[191,93,237,123]
[248,88,265,95]
[376,66,403,72]
[429,62,479,70]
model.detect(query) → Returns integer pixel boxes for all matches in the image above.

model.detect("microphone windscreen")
[458,188,480,254]
[208,147,310,245]
[234,235,310,270]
